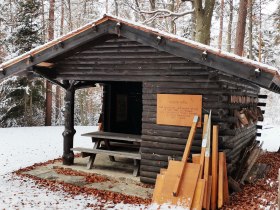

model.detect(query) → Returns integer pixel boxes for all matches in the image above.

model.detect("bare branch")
[140,8,194,17]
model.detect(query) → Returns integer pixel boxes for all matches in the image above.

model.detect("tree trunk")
[194,0,216,45]
[258,0,262,62]
[248,0,253,59]
[191,1,196,40]
[227,0,233,52]
[67,0,73,31]
[234,0,248,56]
[55,0,64,124]
[62,81,75,165]
[41,0,46,42]
[114,0,119,16]
[218,0,225,50]
[45,0,55,126]
[149,0,156,27]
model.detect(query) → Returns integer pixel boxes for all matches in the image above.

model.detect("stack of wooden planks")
[152,114,229,209]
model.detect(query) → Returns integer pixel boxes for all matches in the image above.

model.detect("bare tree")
[55,0,64,124]
[218,0,225,50]
[248,0,253,59]
[45,0,55,126]
[114,0,119,16]
[258,0,262,62]
[194,0,216,44]
[234,0,248,56]
[226,0,233,52]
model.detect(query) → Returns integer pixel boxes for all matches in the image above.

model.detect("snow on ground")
[0,126,151,210]
[258,125,280,152]
[0,125,279,209]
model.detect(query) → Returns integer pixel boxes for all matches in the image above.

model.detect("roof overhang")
[0,14,280,93]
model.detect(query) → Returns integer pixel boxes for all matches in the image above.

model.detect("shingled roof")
[0,14,279,93]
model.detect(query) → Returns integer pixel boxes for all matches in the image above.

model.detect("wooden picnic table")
[71,131,141,176]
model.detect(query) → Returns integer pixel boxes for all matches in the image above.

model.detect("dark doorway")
[103,82,142,135]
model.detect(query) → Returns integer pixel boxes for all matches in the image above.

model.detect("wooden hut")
[0,15,279,184]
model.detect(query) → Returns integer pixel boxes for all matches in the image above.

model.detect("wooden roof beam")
[36,62,55,68]
[33,68,67,89]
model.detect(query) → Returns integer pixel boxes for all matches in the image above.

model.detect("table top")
[82,131,142,142]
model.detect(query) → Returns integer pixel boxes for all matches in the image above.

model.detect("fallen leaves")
[53,167,109,183]
[12,157,152,208]
[222,152,279,210]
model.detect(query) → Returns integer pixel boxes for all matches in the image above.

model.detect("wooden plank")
[173,116,199,196]
[206,176,213,210]
[71,147,141,159]
[211,125,219,210]
[82,131,141,142]
[199,114,209,178]
[202,113,211,209]
[218,152,224,209]
[191,179,206,210]
[223,154,230,204]
[203,157,210,208]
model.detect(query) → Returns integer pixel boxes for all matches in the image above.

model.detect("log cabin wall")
[55,37,261,184]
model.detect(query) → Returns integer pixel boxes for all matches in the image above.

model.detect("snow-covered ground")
[258,125,280,152]
[0,125,279,209]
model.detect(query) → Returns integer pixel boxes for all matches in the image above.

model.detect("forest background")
[0,0,279,127]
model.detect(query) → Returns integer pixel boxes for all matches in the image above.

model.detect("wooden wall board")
[157,94,202,127]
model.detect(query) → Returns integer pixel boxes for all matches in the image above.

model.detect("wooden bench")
[71,131,141,176]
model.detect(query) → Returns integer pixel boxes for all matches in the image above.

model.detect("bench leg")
[104,140,115,162]
[87,154,96,169]
[133,160,140,177]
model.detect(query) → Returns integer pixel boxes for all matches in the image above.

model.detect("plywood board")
[152,174,165,202]
[155,161,201,208]
[157,94,202,127]
[192,154,201,164]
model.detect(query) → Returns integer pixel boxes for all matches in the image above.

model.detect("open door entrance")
[103,82,142,135]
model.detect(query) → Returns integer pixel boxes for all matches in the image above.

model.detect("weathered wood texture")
[56,37,260,183]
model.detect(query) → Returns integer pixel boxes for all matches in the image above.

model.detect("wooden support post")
[62,80,76,165]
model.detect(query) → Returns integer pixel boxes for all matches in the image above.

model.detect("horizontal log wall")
[56,37,261,184]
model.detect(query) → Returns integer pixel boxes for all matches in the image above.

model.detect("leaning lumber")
[211,125,219,210]
[173,115,199,197]
[152,115,201,208]
[228,176,241,192]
